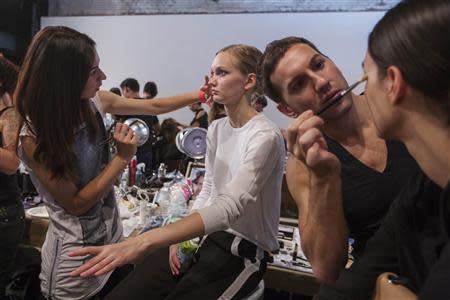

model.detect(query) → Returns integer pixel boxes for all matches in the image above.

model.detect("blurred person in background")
[0,53,25,299]
[143,81,158,99]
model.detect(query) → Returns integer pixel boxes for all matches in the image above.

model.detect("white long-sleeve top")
[192,113,285,252]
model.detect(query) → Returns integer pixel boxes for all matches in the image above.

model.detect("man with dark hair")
[120,78,140,98]
[258,36,419,284]
[143,81,158,99]
[117,78,158,172]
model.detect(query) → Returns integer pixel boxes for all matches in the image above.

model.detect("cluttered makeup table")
[24,175,321,297]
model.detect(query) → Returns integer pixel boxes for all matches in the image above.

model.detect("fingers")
[93,260,119,276]
[82,256,115,277]
[68,246,99,258]
[286,110,325,161]
[70,248,104,277]
[114,123,137,145]
[298,127,327,156]
[169,255,181,275]
[305,142,325,167]
[305,143,340,176]
[169,245,181,276]
[70,246,119,277]
[201,75,214,106]
[286,110,314,151]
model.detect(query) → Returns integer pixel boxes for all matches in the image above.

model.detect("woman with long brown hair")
[16,26,208,300]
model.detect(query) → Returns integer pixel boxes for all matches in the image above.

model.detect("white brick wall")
[49,0,400,16]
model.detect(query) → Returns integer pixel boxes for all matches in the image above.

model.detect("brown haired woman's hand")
[199,75,213,107]
[114,122,138,162]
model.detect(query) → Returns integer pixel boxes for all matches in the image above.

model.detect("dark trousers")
[87,264,134,300]
[0,201,25,297]
[105,231,267,300]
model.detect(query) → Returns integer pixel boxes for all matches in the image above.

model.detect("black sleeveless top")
[190,109,208,129]
[325,135,420,258]
[0,106,21,206]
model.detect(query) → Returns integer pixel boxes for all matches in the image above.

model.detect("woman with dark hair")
[177,102,209,130]
[293,0,449,298]
[143,81,158,99]
[0,54,24,298]
[70,44,285,300]
[152,118,184,171]
[16,26,208,300]
[109,87,121,96]
[250,94,267,113]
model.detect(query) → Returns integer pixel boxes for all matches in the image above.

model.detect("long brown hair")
[16,26,99,180]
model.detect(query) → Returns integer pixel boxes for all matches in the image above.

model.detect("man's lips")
[322,89,342,105]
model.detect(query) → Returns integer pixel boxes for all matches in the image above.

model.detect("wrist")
[113,154,130,168]
[135,234,152,254]
[310,171,341,185]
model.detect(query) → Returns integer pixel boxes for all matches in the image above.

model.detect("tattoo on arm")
[0,108,19,149]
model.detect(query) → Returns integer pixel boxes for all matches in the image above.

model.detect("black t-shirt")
[325,136,420,258]
[316,172,449,299]
[152,139,185,171]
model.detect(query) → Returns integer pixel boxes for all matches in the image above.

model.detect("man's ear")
[244,73,257,91]
[277,103,299,118]
[386,66,407,106]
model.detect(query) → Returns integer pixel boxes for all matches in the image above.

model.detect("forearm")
[139,212,205,252]
[301,174,349,283]
[0,147,20,174]
[141,92,199,115]
[105,91,199,116]
[68,155,128,215]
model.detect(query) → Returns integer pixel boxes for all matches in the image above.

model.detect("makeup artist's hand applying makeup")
[199,75,214,107]
[286,110,341,178]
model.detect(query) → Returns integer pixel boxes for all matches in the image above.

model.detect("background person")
[143,81,158,99]
[117,77,160,171]
[0,53,25,299]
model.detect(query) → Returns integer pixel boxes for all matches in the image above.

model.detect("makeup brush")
[316,74,368,116]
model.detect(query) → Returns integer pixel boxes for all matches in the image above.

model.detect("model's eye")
[216,69,227,77]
